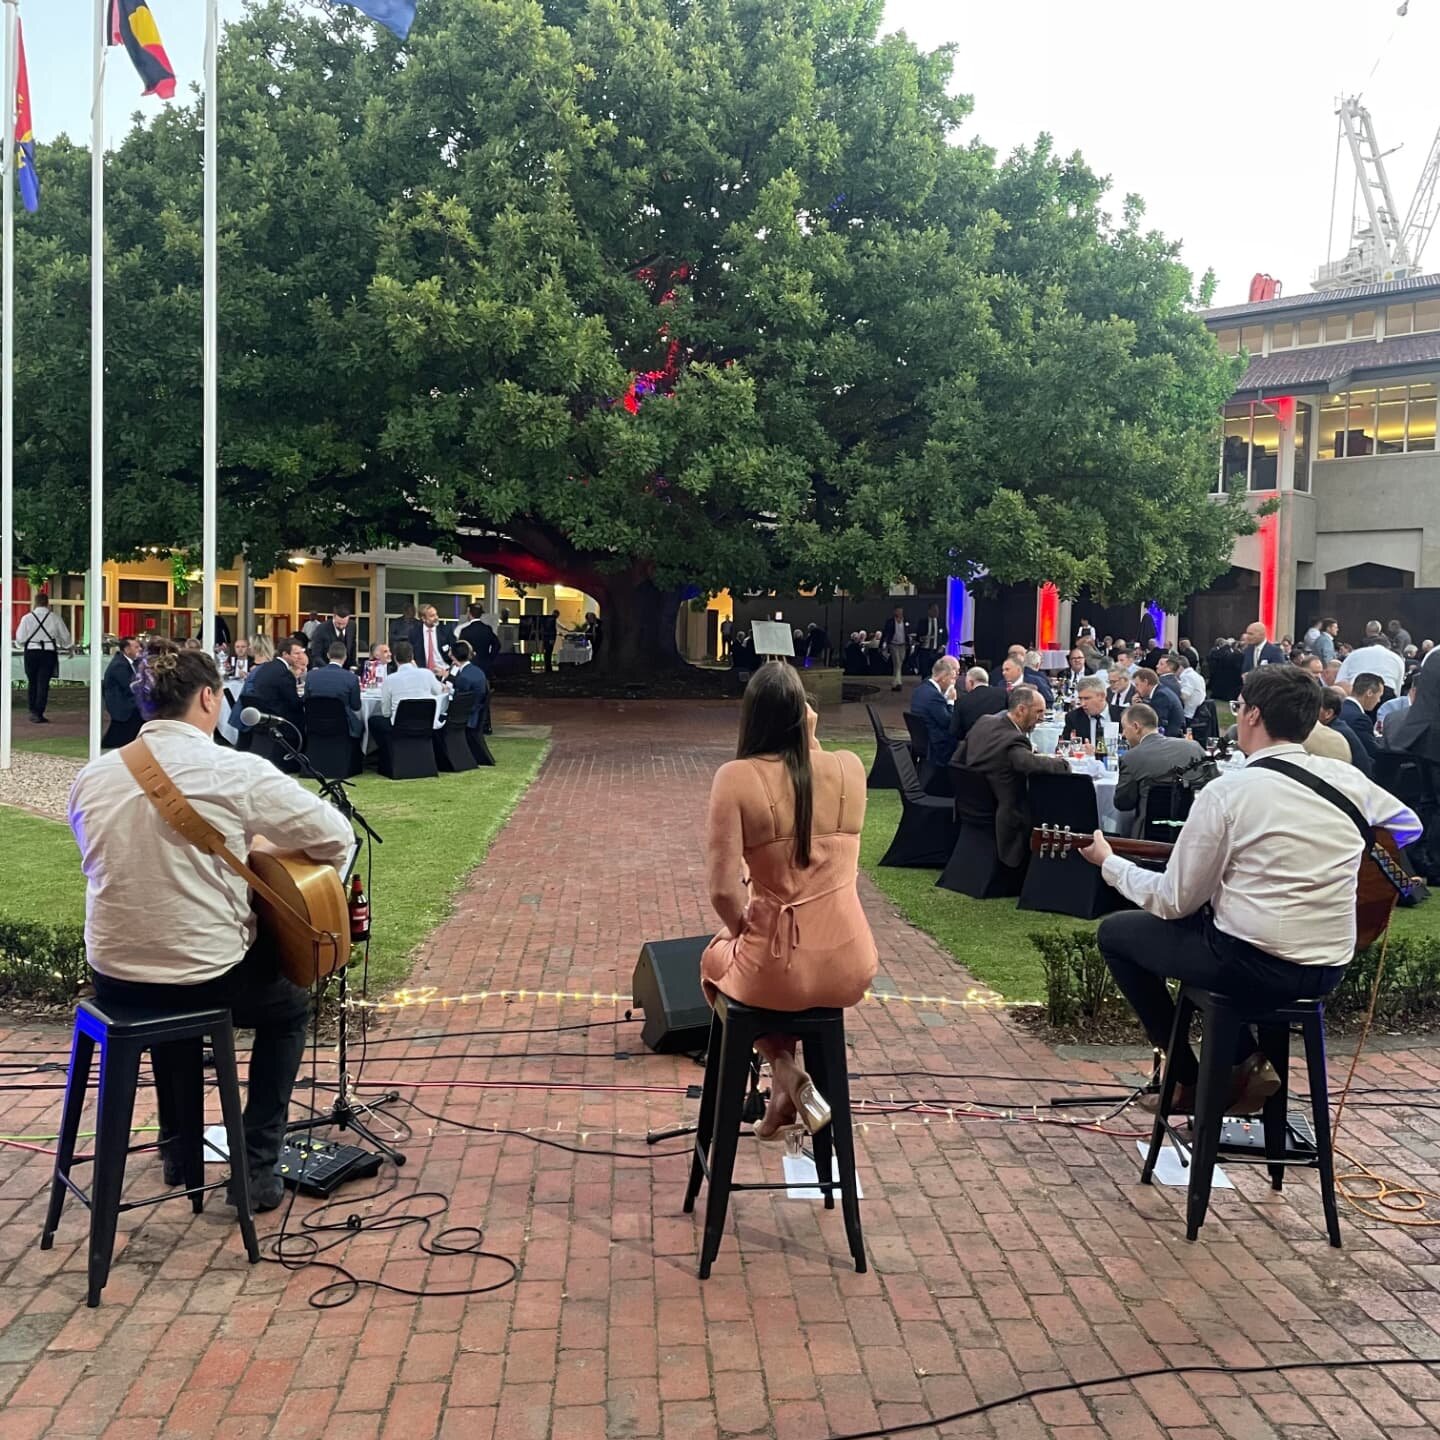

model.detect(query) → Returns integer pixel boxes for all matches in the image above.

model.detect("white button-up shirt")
[1177,668,1207,718]
[16,606,72,651]
[1336,643,1406,695]
[1101,742,1421,967]
[379,661,445,719]
[68,720,355,984]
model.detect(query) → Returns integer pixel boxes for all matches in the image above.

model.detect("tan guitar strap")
[118,738,327,944]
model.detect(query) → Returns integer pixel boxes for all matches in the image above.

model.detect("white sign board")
[749,621,795,657]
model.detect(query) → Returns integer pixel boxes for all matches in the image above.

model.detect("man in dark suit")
[1340,674,1384,761]
[308,605,359,672]
[239,637,308,749]
[950,666,1008,742]
[1062,677,1110,747]
[541,610,561,673]
[1320,687,1374,776]
[409,604,456,674]
[305,641,364,740]
[1006,647,1055,706]
[447,640,492,761]
[101,638,143,749]
[456,604,500,676]
[388,602,416,651]
[909,655,959,767]
[953,685,1069,868]
[1240,621,1287,674]
[1132,667,1185,738]
[1105,666,1136,724]
[1113,703,1209,836]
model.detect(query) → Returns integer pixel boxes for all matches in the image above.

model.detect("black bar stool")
[1141,986,1341,1248]
[41,999,261,1306]
[683,993,864,1279]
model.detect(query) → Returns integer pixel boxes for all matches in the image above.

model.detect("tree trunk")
[590,572,685,675]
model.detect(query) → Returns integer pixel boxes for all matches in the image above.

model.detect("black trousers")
[101,714,143,750]
[90,946,311,1177]
[542,641,555,673]
[24,649,57,718]
[1097,909,1346,1085]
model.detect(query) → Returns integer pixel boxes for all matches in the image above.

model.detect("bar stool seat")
[683,992,864,1279]
[41,998,260,1307]
[1141,986,1341,1248]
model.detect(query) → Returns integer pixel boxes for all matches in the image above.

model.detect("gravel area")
[0,750,82,821]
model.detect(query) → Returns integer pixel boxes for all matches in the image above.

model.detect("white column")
[371,563,385,653]
[200,0,218,652]
[0,0,17,771]
[88,0,105,758]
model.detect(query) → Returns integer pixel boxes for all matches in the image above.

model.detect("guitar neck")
[1107,837,1176,862]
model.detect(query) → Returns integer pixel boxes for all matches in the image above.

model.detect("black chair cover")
[1018,771,1126,919]
[879,749,960,868]
[304,695,359,780]
[383,698,439,780]
[936,766,1023,898]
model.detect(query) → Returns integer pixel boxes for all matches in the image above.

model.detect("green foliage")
[13,0,1248,664]
[1033,928,1116,1030]
[0,919,89,1005]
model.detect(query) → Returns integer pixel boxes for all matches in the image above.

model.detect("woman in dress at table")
[702,662,878,1139]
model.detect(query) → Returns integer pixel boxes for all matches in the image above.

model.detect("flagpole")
[201,0,217,654]
[0,0,16,774]
[88,0,105,758]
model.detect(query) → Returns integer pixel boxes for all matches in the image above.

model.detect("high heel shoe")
[795,1075,832,1135]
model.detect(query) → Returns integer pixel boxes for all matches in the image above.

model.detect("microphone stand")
[257,718,405,1168]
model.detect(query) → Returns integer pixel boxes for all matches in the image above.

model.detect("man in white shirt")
[368,639,446,761]
[68,643,354,1210]
[16,591,73,723]
[1081,664,1420,1116]
[1336,620,1407,697]
[1172,654,1207,720]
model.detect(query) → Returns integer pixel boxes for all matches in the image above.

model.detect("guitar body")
[248,851,352,988]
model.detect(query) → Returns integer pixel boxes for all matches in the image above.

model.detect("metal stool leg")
[1141,997,1191,1186]
[42,1029,95,1250]
[87,1037,143,1307]
[820,1023,865,1272]
[1186,1006,1237,1242]
[684,1011,724,1215]
[1303,1014,1343,1249]
[801,1035,835,1211]
[1257,1022,1290,1192]
[210,1022,259,1263]
[698,1018,751,1280]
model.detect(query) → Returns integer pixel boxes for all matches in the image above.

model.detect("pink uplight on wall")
[1037,583,1060,649]
[1257,510,1279,637]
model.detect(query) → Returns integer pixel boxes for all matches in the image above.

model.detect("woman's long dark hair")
[736,661,814,868]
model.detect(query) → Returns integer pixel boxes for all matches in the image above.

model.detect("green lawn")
[840,741,1432,1002]
[0,738,548,991]
[14,735,90,759]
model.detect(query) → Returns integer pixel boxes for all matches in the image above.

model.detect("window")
[1221,402,1253,490]
[1316,382,1438,458]
[1271,321,1295,350]
[1386,304,1414,336]
[117,578,169,605]
[1352,310,1375,338]
[1215,328,1240,355]
[298,584,357,617]
[1250,403,1280,490]
[219,584,239,608]
[1298,317,1322,346]
[1323,313,1349,343]
[1293,401,1311,491]
[1376,386,1408,453]
[252,585,273,609]
[1318,394,1347,458]
[1415,299,1440,334]
[420,592,468,621]
[1240,324,1264,354]
[1407,382,1436,451]
[1345,389,1378,456]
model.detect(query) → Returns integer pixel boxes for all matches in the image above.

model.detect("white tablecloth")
[1064,756,1122,834]
[221,677,447,754]
[556,636,592,666]
[1033,717,1118,755]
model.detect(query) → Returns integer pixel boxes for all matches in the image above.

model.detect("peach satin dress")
[701,750,878,1011]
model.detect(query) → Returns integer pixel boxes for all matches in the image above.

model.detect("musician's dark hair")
[327,641,348,662]
[1238,664,1321,742]
[393,640,415,664]
[736,661,814,869]
[134,639,221,720]
[451,640,472,662]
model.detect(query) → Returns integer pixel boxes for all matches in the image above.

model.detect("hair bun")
[148,651,179,675]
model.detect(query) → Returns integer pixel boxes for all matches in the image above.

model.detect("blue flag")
[341,0,417,39]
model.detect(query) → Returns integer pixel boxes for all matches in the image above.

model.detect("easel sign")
[749,621,795,660]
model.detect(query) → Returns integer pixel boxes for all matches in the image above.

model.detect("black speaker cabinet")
[632,936,713,1054]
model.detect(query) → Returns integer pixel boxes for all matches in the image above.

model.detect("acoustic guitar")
[247,851,351,988]
[1029,825,1410,953]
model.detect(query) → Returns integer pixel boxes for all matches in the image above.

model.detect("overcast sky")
[22,0,1440,305]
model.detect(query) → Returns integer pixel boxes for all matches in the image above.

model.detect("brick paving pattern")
[1,693,1440,1438]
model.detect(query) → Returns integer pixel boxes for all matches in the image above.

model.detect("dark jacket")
[1240,641,1287,673]
[1327,717,1374,777]
[308,619,359,672]
[954,712,1068,868]
[909,679,956,768]
[1061,706,1106,746]
[1106,684,1136,725]
[1141,682,1186,738]
[456,618,499,669]
[241,658,305,736]
[950,682,1008,741]
[1113,732,1209,835]
[1339,697,1379,754]
[879,616,910,648]
[408,620,456,671]
[450,662,490,729]
[102,652,139,723]
[304,662,363,739]
[1022,667,1054,706]
[1206,645,1244,702]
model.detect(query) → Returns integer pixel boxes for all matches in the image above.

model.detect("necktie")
[427,628,436,668]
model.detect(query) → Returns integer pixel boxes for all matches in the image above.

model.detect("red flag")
[15,22,38,213]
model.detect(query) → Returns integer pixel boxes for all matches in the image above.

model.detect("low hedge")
[0,918,89,1004]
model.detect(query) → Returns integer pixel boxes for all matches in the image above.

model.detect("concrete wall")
[1310,455,1440,585]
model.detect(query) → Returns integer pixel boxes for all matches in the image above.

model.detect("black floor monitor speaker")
[633,936,713,1054]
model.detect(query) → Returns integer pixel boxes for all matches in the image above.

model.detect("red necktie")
[426,629,436,668]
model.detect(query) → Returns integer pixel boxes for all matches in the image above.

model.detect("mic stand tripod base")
[1048,1049,1163,1110]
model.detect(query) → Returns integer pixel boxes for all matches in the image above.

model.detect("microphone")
[240,706,286,730]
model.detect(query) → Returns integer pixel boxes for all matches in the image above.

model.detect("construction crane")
[1314,98,1440,289]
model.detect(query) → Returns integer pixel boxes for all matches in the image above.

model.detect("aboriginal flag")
[14,23,38,213]
[341,1,418,41]
[109,0,177,101]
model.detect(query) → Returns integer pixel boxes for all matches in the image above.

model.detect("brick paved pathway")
[2,695,1440,1439]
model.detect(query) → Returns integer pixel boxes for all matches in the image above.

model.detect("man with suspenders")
[15,591,72,723]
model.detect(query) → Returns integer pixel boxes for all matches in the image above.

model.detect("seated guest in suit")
[409,605,456,675]
[1340,674,1384,758]
[369,639,446,763]
[1132,667,1185,738]
[308,605,359,672]
[954,685,1069,869]
[447,640,492,760]
[226,637,253,679]
[364,642,397,684]
[306,641,364,741]
[1062,647,1091,687]
[1320,686,1373,776]
[101,637,143,749]
[909,655,959,767]
[1062,677,1110,747]
[1005,646,1055,706]
[950,666,1008,742]
[843,633,867,675]
[1112,703,1208,836]
[1105,666,1136,724]
[1171,653,1207,721]
[240,636,308,747]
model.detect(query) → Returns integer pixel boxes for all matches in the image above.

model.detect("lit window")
[1241,324,1264,353]
[1376,386,1408,453]
[1221,402,1253,489]
[1345,390,1378,456]
[1414,299,1440,334]
[1407,383,1437,452]
[1386,304,1414,336]
[1271,321,1295,350]
[1318,394,1348,459]
[1298,317,1322,346]
[1352,310,1375,337]
[1323,313,1349,343]
[1293,402,1312,492]
[1215,328,1240,355]
[1250,404,1280,490]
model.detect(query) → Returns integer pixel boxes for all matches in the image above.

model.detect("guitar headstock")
[1031,824,1081,861]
